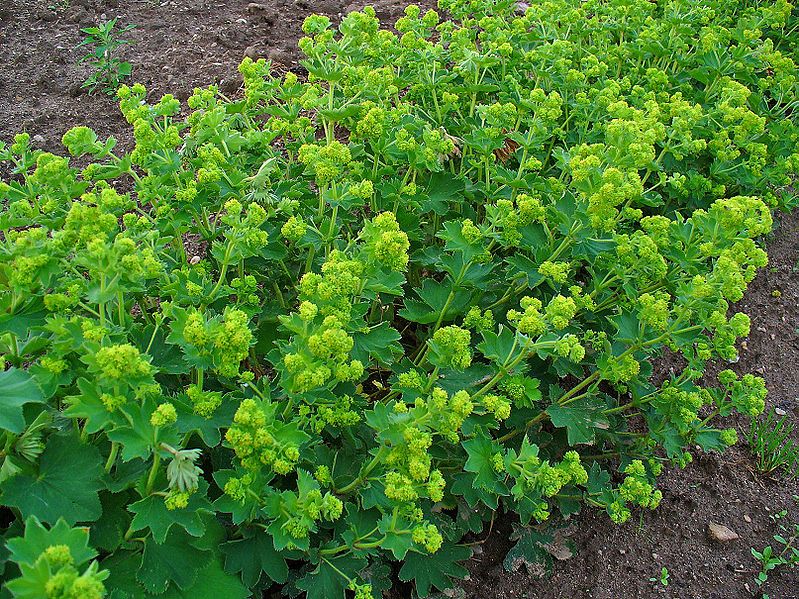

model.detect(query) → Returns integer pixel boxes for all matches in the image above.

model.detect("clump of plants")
[746,408,799,478]
[78,19,135,95]
[1,0,798,597]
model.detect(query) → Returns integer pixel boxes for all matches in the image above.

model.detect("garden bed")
[1,1,798,598]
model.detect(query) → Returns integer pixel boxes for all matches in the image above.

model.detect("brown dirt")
[1,2,798,598]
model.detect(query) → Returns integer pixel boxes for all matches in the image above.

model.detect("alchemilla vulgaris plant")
[1,0,799,596]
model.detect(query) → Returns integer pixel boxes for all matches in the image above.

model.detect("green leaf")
[212,470,261,525]
[351,322,403,366]
[6,517,97,567]
[612,311,641,343]
[436,362,493,397]
[377,513,415,560]
[128,480,213,543]
[107,398,178,462]
[91,491,132,552]
[136,528,212,594]
[420,172,464,215]
[159,554,251,599]
[296,554,367,599]
[131,325,191,375]
[173,395,237,448]
[694,428,726,453]
[462,432,508,496]
[1,435,103,525]
[63,378,116,434]
[0,300,48,338]
[0,368,44,434]
[104,551,148,599]
[399,278,471,325]
[5,559,56,599]
[478,326,527,366]
[106,549,251,599]
[585,461,611,495]
[397,545,471,597]
[503,526,553,575]
[505,254,544,288]
[437,220,484,264]
[220,529,289,586]
[360,559,392,599]
[556,492,582,518]
[546,396,609,445]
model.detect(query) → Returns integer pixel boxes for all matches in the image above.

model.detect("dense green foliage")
[1,0,799,596]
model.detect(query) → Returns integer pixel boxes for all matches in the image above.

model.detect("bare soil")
[1,1,797,597]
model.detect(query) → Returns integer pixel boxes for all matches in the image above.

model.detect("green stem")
[145,452,161,495]
[117,291,125,327]
[98,274,107,328]
[471,337,531,401]
[105,442,119,472]
[208,243,233,301]
[336,445,390,494]
[326,204,339,256]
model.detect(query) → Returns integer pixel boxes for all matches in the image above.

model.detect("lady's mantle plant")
[1,0,799,597]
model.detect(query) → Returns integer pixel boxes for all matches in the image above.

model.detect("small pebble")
[744,515,752,523]
[708,521,739,543]
[244,45,260,59]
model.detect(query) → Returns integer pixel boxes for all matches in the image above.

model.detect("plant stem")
[105,442,119,472]
[145,452,161,495]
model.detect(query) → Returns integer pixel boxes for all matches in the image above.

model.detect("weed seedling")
[752,498,799,590]
[746,410,799,478]
[649,567,669,587]
[78,19,135,95]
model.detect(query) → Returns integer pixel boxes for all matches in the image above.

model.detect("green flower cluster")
[225,399,303,476]
[218,199,269,262]
[538,260,571,284]
[298,393,361,434]
[609,461,663,524]
[652,384,708,430]
[298,141,352,185]
[282,312,364,393]
[718,370,768,416]
[360,212,411,271]
[263,470,343,551]
[500,439,588,523]
[280,215,307,242]
[150,402,177,427]
[8,543,108,599]
[299,250,364,320]
[172,306,254,380]
[41,557,106,599]
[429,326,472,369]
[507,297,546,336]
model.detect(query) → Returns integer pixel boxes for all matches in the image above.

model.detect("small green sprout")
[649,567,669,587]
